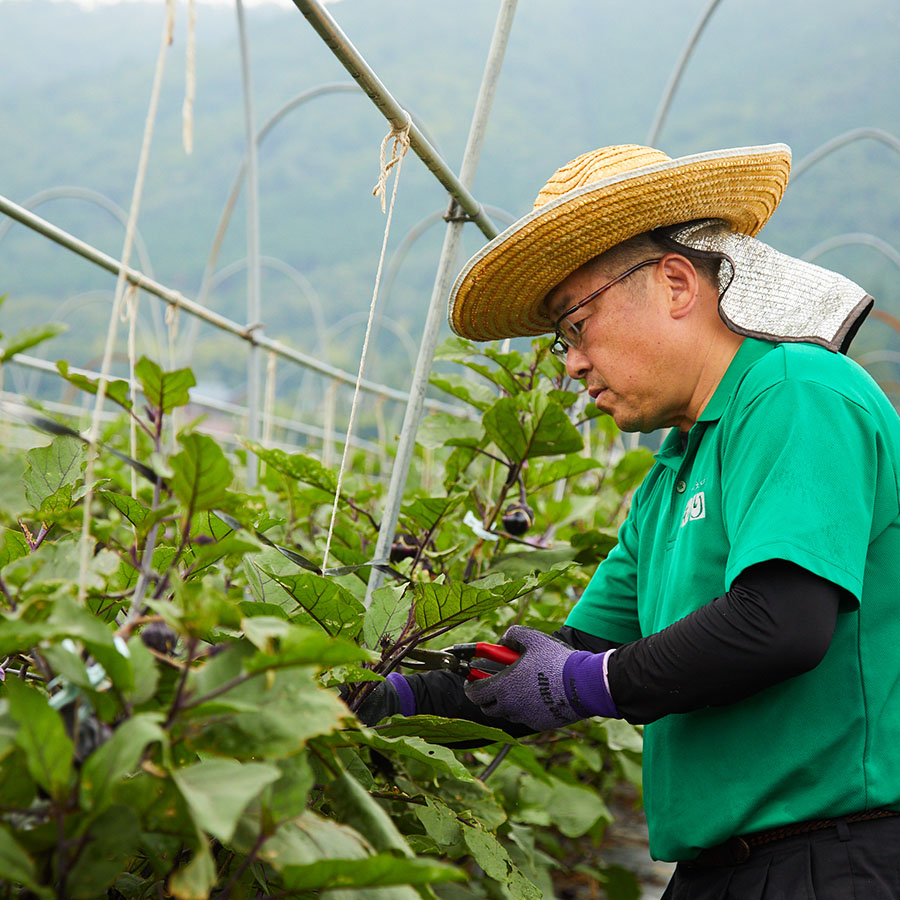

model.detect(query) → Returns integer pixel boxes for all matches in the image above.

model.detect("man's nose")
[565,345,590,380]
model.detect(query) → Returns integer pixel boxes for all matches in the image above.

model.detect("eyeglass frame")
[549,257,663,359]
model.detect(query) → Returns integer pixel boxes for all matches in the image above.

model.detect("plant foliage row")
[0,326,652,900]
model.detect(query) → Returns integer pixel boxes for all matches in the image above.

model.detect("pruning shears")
[401,642,520,681]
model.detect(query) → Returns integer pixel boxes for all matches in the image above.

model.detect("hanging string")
[322,112,411,572]
[372,113,412,213]
[77,0,176,603]
[165,301,180,448]
[122,284,140,501]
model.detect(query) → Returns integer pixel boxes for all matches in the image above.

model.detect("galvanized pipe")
[364,0,519,606]
[9,353,383,453]
[646,0,722,146]
[792,128,900,183]
[290,0,499,242]
[236,0,262,487]
[0,193,463,414]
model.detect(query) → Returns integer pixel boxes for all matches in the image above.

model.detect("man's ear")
[661,254,700,320]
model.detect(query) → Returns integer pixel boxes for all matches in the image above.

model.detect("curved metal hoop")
[791,128,900,183]
[646,0,723,146]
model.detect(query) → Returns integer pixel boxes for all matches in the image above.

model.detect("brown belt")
[685,808,900,869]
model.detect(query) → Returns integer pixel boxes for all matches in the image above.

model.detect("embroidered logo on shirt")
[681,491,706,527]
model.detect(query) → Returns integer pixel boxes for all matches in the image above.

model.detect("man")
[362,145,900,897]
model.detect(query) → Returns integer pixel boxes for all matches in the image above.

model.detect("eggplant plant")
[0,332,652,900]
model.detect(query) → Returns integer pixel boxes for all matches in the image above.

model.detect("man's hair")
[585,227,722,291]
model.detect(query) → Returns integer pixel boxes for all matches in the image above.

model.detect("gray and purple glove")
[464,625,619,731]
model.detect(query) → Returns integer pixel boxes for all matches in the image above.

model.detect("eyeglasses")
[549,258,663,359]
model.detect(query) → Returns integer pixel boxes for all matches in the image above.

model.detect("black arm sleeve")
[607,559,844,724]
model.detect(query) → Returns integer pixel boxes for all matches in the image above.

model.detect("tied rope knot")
[372,112,412,213]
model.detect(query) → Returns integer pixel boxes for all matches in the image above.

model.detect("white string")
[322,113,411,572]
[77,0,176,603]
[123,284,140,500]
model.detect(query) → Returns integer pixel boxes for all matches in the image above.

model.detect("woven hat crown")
[533,145,672,209]
[448,142,792,341]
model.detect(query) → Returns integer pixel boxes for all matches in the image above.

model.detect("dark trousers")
[661,816,900,899]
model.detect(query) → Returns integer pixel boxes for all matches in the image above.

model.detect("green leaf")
[173,758,280,842]
[487,547,577,579]
[169,433,232,514]
[461,358,522,395]
[433,336,477,362]
[0,824,47,895]
[185,650,347,757]
[414,796,463,846]
[98,490,149,527]
[570,529,619,565]
[240,617,371,672]
[602,718,644,752]
[246,442,338,493]
[0,527,29,569]
[410,572,562,633]
[56,360,132,411]
[355,732,477,783]
[134,356,196,412]
[483,393,583,463]
[428,373,495,411]
[5,677,73,801]
[168,838,216,900]
[517,775,611,838]
[282,854,464,891]
[258,569,365,639]
[415,413,483,451]
[328,769,413,856]
[67,805,141,899]
[372,715,517,746]
[23,436,86,509]
[79,713,167,814]
[398,494,463,533]
[462,826,512,882]
[362,583,412,650]
[526,455,602,490]
[0,321,67,362]
[611,447,656,492]
[258,811,370,870]
[263,754,314,823]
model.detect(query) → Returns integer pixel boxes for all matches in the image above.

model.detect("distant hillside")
[2,0,900,397]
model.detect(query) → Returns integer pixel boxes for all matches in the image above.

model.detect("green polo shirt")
[566,338,900,862]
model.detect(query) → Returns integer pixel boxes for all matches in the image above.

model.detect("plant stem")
[179,670,262,712]
[164,637,197,727]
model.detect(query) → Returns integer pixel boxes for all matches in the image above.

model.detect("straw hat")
[448,143,792,341]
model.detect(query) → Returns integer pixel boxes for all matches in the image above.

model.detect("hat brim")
[448,144,792,341]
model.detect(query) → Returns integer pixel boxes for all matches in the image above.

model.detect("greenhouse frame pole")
[290,0,500,243]
[359,0,519,605]
[236,0,263,487]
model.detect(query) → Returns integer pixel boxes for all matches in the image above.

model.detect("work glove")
[343,673,416,726]
[464,625,619,731]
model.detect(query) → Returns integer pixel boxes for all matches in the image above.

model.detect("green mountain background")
[3,0,900,426]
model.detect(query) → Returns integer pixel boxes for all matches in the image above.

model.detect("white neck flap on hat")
[665,220,874,354]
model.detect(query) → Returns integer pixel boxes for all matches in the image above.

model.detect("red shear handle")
[467,642,520,680]
[474,642,519,665]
